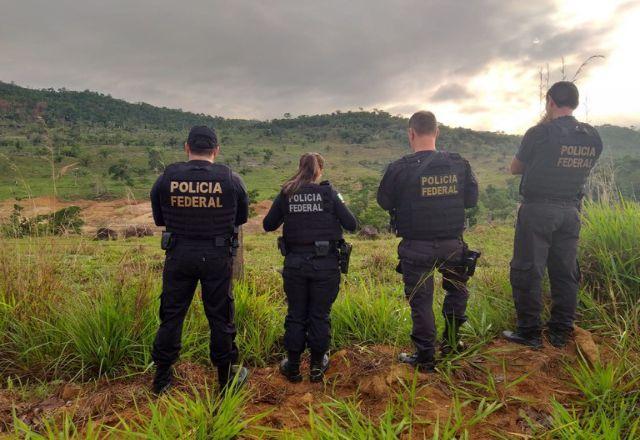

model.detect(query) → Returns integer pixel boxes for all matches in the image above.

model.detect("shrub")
[1,205,84,238]
[580,200,640,299]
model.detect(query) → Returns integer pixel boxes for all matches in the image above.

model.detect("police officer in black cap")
[263,153,357,383]
[150,125,249,394]
[377,111,479,371]
[503,82,602,349]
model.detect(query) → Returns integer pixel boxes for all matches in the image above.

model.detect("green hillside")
[1,81,638,216]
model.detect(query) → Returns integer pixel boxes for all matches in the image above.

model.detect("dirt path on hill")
[57,162,78,177]
[0,197,273,235]
[1,338,597,438]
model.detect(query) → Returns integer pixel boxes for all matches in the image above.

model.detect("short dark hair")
[409,111,437,135]
[547,81,579,109]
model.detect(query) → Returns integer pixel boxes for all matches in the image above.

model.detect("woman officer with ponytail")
[263,153,357,383]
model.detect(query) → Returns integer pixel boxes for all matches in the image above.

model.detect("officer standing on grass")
[377,111,479,371]
[149,125,249,394]
[503,82,603,349]
[263,153,357,383]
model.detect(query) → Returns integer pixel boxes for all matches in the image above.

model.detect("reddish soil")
[0,197,273,235]
[1,339,590,438]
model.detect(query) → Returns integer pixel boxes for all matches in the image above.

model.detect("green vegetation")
[1,201,639,438]
[1,204,84,238]
[2,81,638,228]
[1,81,639,437]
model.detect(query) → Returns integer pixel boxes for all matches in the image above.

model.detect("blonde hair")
[282,152,325,196]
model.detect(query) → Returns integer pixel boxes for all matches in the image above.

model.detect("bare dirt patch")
[0,197,273,236]
[1,339,591,438]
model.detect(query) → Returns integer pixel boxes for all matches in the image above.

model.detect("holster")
[230,226,240,257]
[389,209,398,235]
[462,247,481,277]
[277,237,287,256]
[160,231,173,250]
[337,240,352,274]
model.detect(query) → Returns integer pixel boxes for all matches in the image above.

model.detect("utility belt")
[395,241,481,277]
[522,196,580,207]
[278,237,352,274]
[161,229,240,256]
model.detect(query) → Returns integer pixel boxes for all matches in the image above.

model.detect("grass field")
[0,200,638,438]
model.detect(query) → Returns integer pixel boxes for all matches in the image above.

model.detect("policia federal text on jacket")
[263,153,357,383]
[377,111,479,371]
[503,82,603,349]
[149,125,250,394]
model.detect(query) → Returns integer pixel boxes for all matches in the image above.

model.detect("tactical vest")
[159,161,237,238]
[282,182,343,244]
[520,119,602,200]
[395,152,467,239]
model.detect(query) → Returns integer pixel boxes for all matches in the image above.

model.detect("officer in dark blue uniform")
[504,82,602,349]
[263,153,357,383]
[377,111,479,371]
[150,126,249,394]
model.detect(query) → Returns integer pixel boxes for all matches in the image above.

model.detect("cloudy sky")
[1,0,638,133]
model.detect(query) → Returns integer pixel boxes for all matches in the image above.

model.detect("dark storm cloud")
[0,0,613,119]
[431,84,474,102]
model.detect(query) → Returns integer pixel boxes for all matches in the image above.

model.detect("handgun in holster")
[463,249,481,277]
[230,226,240,257]
[277,237,287,256]
[389,209,398,235]
[160,231,173,250]
[337,240,353,274]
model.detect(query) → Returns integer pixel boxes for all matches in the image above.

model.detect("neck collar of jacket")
[188,159,214,166]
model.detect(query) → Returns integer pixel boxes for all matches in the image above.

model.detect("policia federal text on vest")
[504,111,602,350]
[149,125,250,394]
[378,141,479,371]
[264,164,358,383]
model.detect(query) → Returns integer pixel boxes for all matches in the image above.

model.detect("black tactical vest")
[282,182,343,244]
[159,161,237,238]
[520,118,602,200]
[395,152,467,239]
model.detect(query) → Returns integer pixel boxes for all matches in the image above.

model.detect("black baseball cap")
[187,125,218,148]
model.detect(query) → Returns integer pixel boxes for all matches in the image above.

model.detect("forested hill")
[0,80,517,150]
[0,81,638,207]
[0,81,232,130]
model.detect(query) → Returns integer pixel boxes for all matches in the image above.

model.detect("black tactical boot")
[398,352,436,372]
[152,364,173,395]
[502,330,543,349]
[218,363,249,391]
[309,352,330,383]
[440,319,466,357]
[545,326,573,348]
[279,351,303,383]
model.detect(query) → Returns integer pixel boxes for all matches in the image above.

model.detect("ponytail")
[282,153,325,196]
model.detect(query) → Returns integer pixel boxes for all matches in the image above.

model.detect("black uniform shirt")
[517,116,603,165]
[150,160,249,227]
[377,150,479,211]
[516,116,603,199]
[263,184,357,232]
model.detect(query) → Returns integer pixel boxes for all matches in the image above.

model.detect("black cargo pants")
[151,240,238,368]
[399,239,469,358]
[510,202,581,335]
[282,253,341,355]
